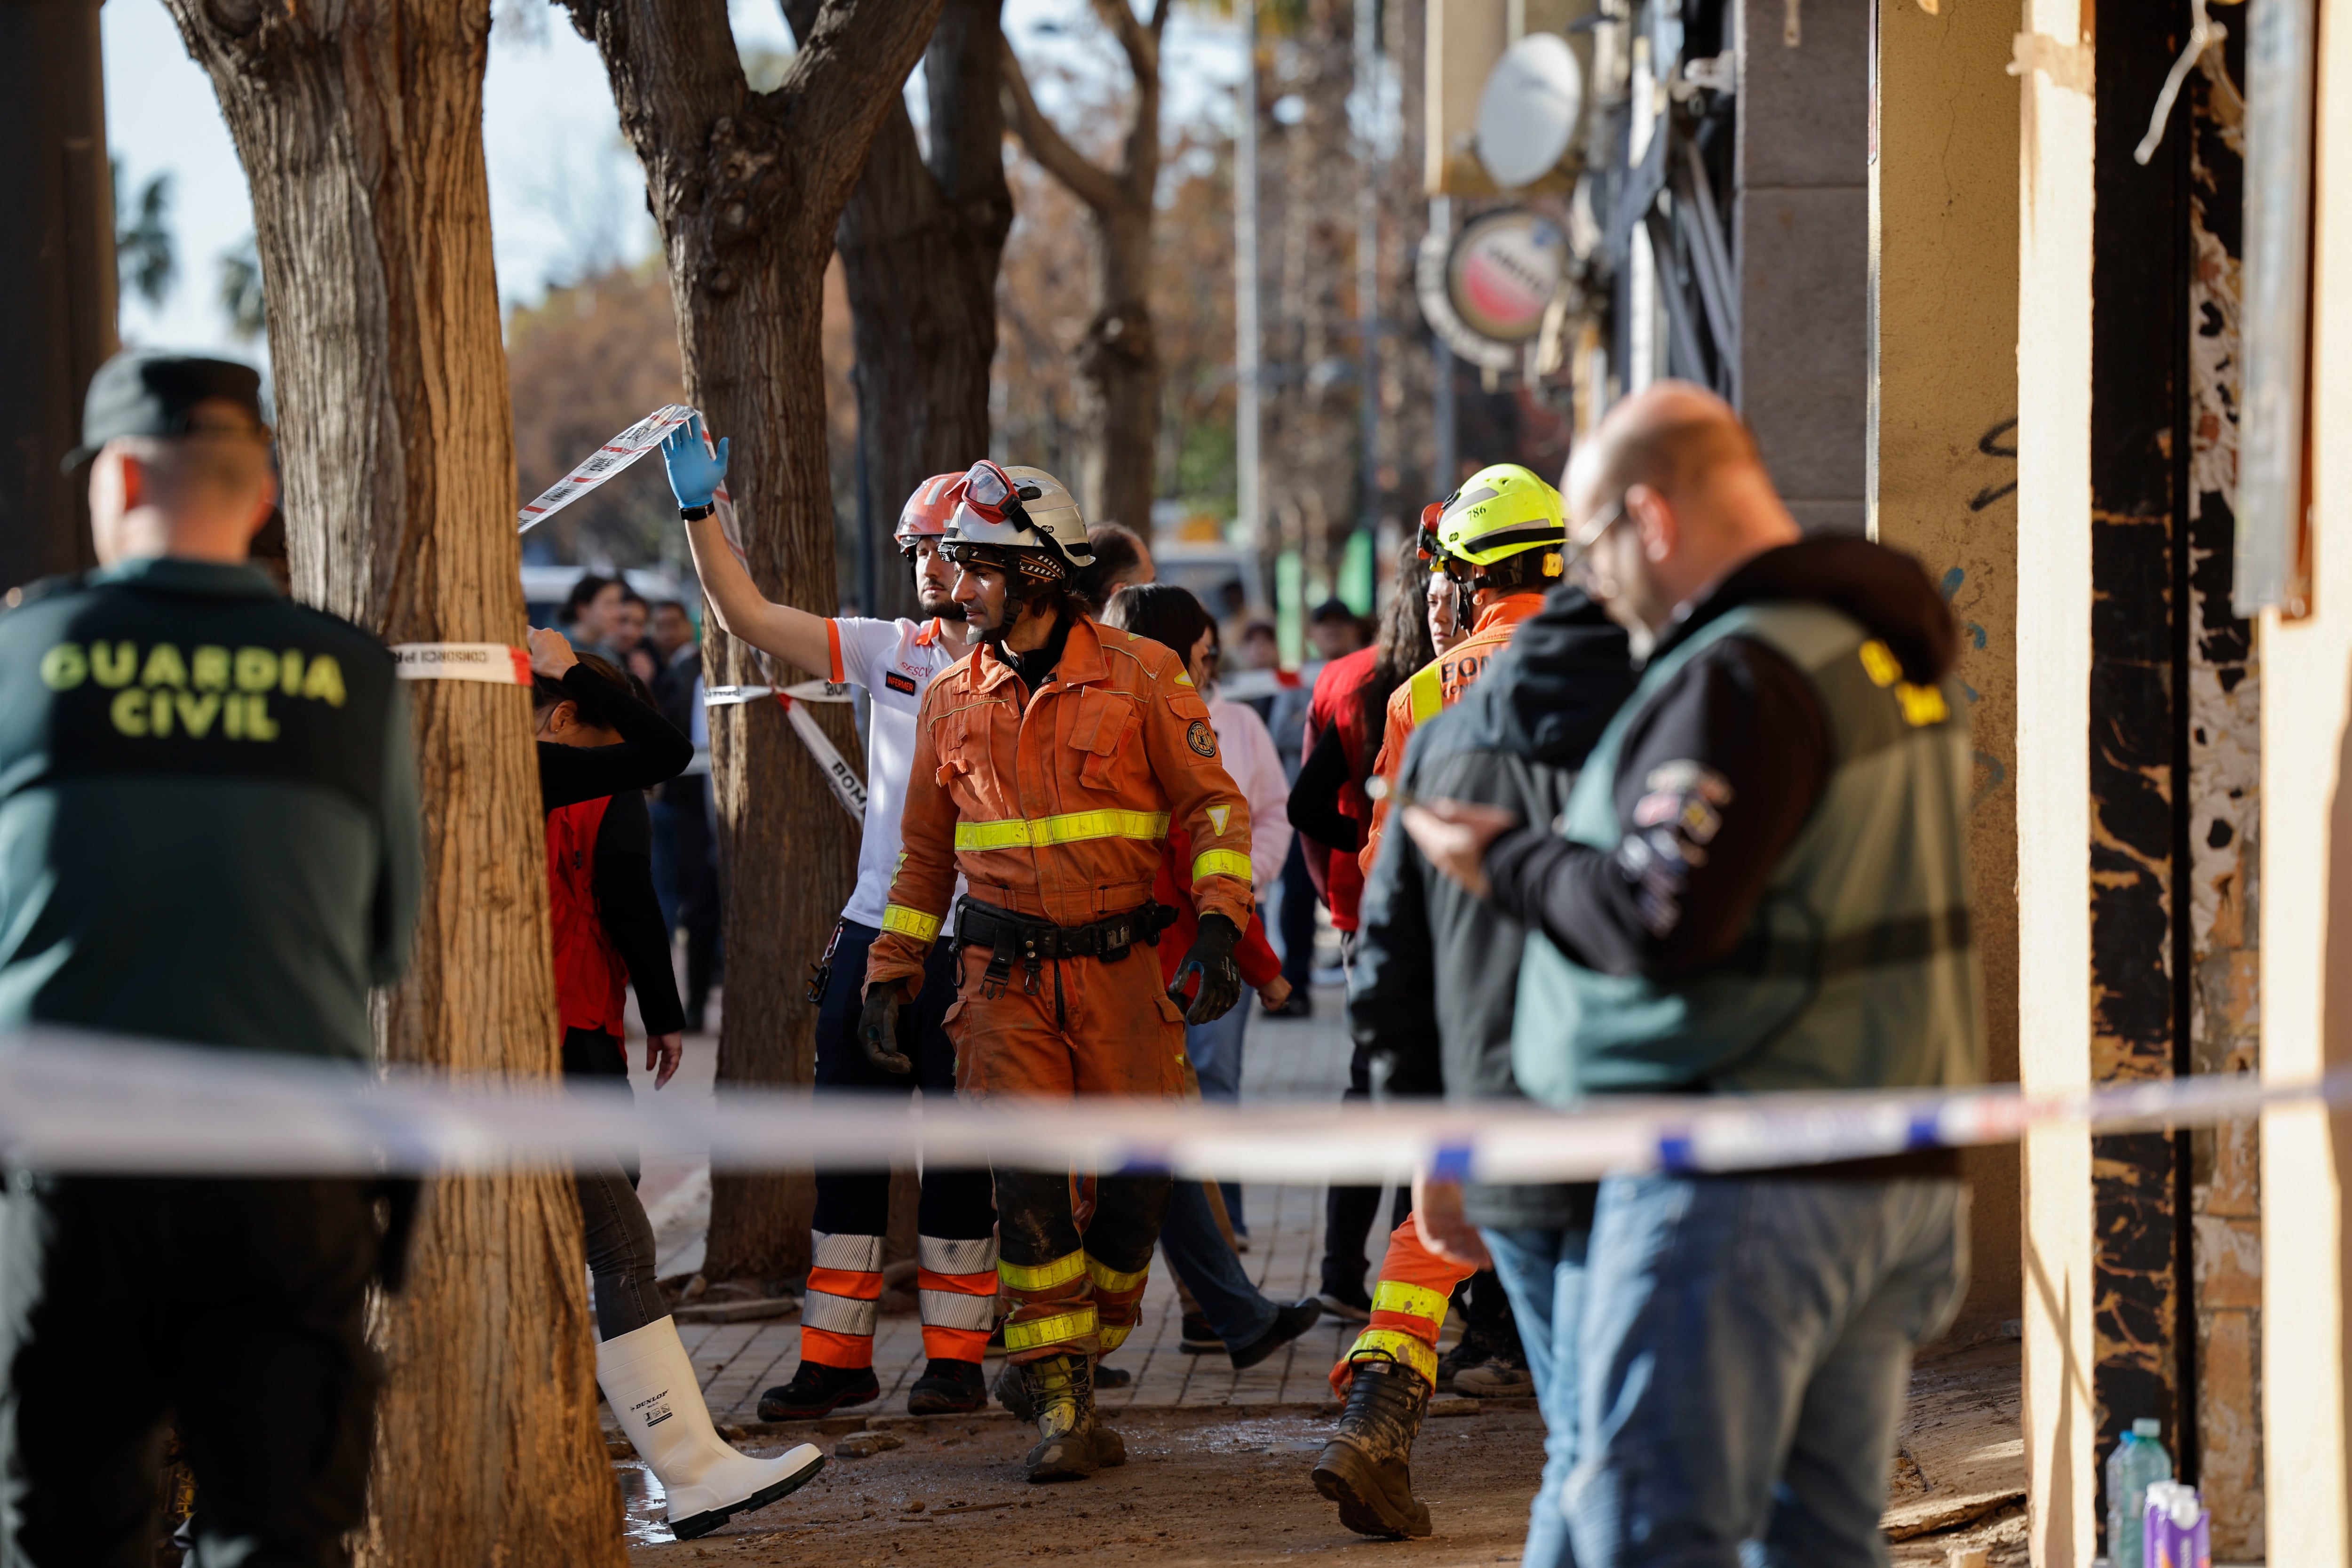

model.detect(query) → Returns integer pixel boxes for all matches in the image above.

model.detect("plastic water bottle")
[2105,1418,2173,1568]
[2144,1480,2212,1568]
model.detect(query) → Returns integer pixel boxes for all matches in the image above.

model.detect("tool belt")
[954,894,1180,1000]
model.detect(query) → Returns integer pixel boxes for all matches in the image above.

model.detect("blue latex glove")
[660,413,728,510]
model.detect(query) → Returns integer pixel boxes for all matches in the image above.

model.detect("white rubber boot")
[597,1316,825,1539]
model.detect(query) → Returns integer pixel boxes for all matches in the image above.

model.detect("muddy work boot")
[1018,1353,1126,1482]
[1311,1355,1433,1538]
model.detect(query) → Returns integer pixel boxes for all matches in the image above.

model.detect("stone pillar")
[1867,0,2023,1343]
[1740,0,1869,533]
[2012,0,2099,1556]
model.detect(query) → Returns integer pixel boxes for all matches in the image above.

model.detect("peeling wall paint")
[2185,40,2264,1561]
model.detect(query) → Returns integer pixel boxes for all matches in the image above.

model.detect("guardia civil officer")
[0,352,423,1568]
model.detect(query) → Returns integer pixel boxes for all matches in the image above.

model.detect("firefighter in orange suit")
[1314,465,1567,1538]
[1358,464,1567,872]
[861,461,1255,1483]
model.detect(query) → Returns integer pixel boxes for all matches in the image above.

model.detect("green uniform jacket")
[1514,600,1983,1099]
[0,558,422,1060]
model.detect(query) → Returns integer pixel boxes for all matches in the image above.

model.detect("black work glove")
[858,982,912,1075]
[1170,913,1243,1025]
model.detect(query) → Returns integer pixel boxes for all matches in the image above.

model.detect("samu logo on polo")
[39,640,347,742]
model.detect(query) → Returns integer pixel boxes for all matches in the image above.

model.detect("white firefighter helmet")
[943,461,1094,585]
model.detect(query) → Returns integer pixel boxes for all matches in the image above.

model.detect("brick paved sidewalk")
[625,982,1417,1423]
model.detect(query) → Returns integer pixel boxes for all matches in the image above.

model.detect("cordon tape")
[517,404,696,534]
[389,643,533,686]
[0,1026,2341,1186]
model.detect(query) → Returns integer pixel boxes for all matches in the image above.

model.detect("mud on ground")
[622,1335,2028,1566]
[623,1403,1548,1567]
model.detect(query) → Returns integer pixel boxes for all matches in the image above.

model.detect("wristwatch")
[679,501,716,522]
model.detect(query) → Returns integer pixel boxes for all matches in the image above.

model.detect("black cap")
[62,350,268,472]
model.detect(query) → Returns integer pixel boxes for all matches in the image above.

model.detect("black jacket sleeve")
[1345,734,1442,1097]
[593,790,685,1036]
[1287,720,1360,851]
[538,664,695,812]
[1482,636,1830,978]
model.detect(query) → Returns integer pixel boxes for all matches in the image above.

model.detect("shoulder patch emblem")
[1186,718,1217,758]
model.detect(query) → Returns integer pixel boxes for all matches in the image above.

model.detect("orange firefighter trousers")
[947,939,1192,1363]
[1330,1214,1478,1395]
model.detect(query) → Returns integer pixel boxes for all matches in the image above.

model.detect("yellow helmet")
[1418,463,1568,585]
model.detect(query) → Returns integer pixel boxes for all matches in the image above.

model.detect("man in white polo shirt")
[660,423,995,1416]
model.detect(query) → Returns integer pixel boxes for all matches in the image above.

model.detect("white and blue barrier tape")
[0,1028,2332,1185]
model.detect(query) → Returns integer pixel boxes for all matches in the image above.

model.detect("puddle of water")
[615,1459,675,1546]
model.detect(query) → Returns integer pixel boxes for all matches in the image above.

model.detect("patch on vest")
[1644,760,1733,805]
[885,670,918,695]
[1186,718,1217,757]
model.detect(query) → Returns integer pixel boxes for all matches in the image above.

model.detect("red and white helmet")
[895,472,966,556]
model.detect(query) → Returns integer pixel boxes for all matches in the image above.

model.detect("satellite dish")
[1475,33,1584,190]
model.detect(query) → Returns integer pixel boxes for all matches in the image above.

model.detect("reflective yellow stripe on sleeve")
[1191,849,1254,885]
[955,809,1171,852]
[1370,1280,1451,1325]
[1347,1328,1441,1387]
[1407,664,1445,725]
[1002,1306,1098,1352]
[880,904,942,942]
[998,1250,1089,1292]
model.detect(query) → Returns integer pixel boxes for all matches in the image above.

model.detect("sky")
[101,0,1245,366]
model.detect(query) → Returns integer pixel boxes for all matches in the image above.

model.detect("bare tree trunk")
[814,0,1012,621]
[564,0,942,1282]
[162,3,621,1563]
[1002,0,1168,535]
[1084,198,1160,535]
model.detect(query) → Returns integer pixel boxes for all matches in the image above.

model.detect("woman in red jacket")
[529,629,824,1540]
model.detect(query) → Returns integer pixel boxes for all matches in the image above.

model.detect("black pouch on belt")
[956,895,1176,991]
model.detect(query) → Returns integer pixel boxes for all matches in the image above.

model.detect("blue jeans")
[1562,1174,1967,1568]
[1156,1180,1276,1350]
[1483,1225,1592,1568]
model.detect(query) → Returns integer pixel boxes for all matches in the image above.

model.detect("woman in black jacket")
[527,627,824,1539]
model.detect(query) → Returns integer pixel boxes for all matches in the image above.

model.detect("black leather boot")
[907,1357,987,1415]
[755,1361,879,1420]
[1311,1356,1433,1538]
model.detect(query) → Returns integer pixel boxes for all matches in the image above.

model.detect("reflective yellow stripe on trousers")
[1347,1328,1440,1386]
[955,810,1171,852]
[999,1251,1089,1292]
[1002,1306,1098,1352]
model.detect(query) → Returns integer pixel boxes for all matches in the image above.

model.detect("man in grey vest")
[1406,381,1980,1568]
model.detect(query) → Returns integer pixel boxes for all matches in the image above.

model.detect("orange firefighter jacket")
[1358,590,1548,873]
[866,616,1255,994]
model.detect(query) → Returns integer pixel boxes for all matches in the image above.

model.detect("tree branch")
[1000,49,1126,213]
[1088,0,1160,87]
[763,0,944,218]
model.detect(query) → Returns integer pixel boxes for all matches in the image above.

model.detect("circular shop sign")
[1415,207,1567,370]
